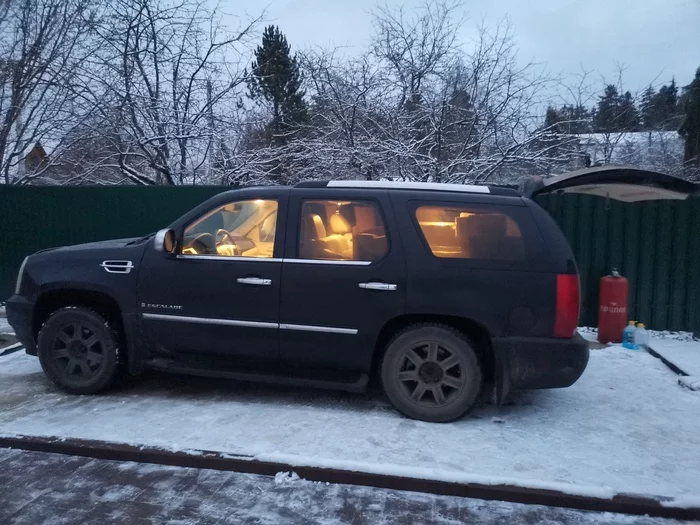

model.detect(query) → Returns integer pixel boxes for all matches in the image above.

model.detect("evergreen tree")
[619,91,641,131]
[544,106,564,133]
[656,79,682,130]
[641,86,657,130]
[640,80,683,131]
[594,85,640,133]
[593,85,622,133]
[248,25,307,142]
[544,105,592,134]
[679,68,700,165]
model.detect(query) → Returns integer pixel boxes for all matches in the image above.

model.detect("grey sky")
[245,0,700,93]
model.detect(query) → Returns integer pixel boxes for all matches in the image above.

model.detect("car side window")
[181,199,278,258]
[298,200,388,262]
[415,205,525,261]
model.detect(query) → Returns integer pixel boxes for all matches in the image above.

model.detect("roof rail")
[295,180,491,194]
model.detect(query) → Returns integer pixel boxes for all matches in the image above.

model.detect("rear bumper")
[5,295,36,355]
[493,332,589,392]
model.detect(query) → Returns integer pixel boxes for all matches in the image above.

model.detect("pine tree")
[544,106,564,133]
[544,105,592,134]
[619,91,640,132]
[594,85,622,133]
[679,68,700,165]
[641,86,657,130]
[593,85,640,133]
[248,25,307,142]
[657,79,682,130]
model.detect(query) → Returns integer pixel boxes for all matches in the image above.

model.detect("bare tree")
[76,0,261,185]
[0,0,97,185]
[228,2,570,186]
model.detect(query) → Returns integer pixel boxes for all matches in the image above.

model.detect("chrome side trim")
[326,180,490,194]
[174,255,369,265]
[142,313,278,330]
[282,258,371,266]
[100,260,134,274]
[279,323,358,335]
[141,313,357,335]
[177,255,283,263]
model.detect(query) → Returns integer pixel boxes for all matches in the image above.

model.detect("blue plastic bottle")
[622,321,638,350]
[634,323,649,350]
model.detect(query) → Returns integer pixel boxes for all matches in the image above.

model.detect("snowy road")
[1,345,699,506]
[0,448,686,525]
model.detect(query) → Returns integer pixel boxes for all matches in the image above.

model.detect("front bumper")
[493,332,589,393]
[5,295,36,355]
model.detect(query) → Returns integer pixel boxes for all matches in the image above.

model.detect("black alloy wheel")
[37,307,121,394]
[381,324,482,422]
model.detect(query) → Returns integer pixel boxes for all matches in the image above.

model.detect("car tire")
[37,307,121,394]
[381,324,483,422]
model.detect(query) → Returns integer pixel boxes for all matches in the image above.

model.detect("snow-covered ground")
[650,338,700,377]
[579,326,700,391]
[1,343,700,506]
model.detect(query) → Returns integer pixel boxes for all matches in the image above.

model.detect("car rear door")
[521,165,700,202]
[277,188,406,371]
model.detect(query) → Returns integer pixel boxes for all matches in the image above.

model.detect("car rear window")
[415,205,526,261]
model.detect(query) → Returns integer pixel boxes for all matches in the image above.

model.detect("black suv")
[7,167,695,422]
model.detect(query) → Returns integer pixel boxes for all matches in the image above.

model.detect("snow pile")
[578,326,698,344]
[577,327,601,344]
[649,331,698,342]
[274,471,301,485]
[678,376,700,392]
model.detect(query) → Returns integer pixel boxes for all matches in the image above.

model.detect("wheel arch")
[372,314,496,387]
[32,287,134,372]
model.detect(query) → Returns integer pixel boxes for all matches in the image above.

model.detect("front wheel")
[381,324,483,422]
[37,307,121,394]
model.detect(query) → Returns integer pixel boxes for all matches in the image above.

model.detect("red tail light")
[554,274,580,338]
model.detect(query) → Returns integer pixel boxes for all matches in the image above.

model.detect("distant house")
[25,142,48,172]
[573,131,683,174]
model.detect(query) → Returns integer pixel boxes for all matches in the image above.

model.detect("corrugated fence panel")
[538,194,700,334]
[0,186,225,300]
[1,186,699,334]
[669,201,690,331]
[686,203,700,333]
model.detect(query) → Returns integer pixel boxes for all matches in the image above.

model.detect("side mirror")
[155,229,177,255]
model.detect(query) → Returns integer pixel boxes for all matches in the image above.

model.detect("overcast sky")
[239,0,700,94]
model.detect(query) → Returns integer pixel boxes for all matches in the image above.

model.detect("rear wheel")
[381,324,482,422]
[37,307,121,394]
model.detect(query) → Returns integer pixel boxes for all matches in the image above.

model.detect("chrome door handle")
[358,282,397,291]
[237,277,272,286]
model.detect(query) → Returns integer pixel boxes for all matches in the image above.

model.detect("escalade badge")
[141,303,183,310]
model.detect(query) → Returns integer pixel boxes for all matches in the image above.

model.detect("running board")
[145,358,370,393]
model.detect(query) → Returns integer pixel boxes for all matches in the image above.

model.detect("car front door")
[138,190,288,360]
[278,189,407,371]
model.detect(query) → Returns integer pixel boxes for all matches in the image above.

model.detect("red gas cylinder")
[598,271,629,344]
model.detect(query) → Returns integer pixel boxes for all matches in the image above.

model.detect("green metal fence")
[0,185,224,300]
[1,186,699,333]
[537,193,700,333]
